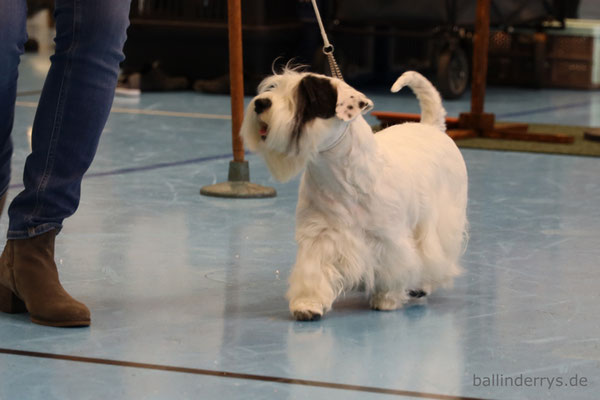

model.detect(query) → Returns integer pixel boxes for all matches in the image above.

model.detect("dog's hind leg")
[370,291,407,311]
[369,238,421,311]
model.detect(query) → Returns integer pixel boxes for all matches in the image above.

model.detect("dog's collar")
[319,123,350,153]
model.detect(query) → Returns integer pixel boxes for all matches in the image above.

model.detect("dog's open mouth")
[259,122,269,140]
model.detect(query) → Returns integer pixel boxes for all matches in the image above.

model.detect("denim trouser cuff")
[7,223,62,240]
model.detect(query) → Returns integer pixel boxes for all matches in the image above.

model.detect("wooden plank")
[584,128,600,142]
[447,129,478,141]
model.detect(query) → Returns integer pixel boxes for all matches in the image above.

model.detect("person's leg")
[0,0,27,214]
[9,0,131,237]
[0,0,131,327]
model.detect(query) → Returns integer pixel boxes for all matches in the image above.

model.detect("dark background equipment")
[122,0,303,91]
[121,0,572,98]
[318,0,569,98]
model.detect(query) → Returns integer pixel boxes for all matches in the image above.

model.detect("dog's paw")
[408,283,432,300]
[290,299,324,321]
[370,293,403,311]
[408,289,428,298]
[293,310,322,321]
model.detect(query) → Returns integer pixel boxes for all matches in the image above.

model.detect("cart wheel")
[437,46,469,99]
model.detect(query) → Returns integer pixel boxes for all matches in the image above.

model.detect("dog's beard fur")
[240,69,372,182]
[240,106,310,182]
[241,69,468,321]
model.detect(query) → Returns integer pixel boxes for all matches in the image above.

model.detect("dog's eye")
[263,84,277,92]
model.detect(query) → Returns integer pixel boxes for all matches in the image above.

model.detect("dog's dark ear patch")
[290,75,337,151]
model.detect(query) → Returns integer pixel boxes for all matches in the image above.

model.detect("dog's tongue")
[259,123,268,136]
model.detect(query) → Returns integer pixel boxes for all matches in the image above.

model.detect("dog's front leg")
[286,237,341,321]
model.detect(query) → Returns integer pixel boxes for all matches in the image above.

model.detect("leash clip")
[323,45,334,54]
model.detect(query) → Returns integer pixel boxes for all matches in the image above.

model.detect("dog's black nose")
[254,98,272,114]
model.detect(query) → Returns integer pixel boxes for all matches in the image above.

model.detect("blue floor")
[1,48,599,400]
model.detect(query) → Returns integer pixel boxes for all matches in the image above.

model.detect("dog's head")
[240,70,373,182]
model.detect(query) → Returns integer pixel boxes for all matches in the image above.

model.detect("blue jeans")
[0,0,131,239]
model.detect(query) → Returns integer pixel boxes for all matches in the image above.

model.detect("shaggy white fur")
[241,70,468,321]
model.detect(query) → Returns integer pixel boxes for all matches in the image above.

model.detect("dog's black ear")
[297,75,337,120]
[290,75,337,151]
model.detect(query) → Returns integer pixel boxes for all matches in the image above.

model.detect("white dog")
[241,69,468,321]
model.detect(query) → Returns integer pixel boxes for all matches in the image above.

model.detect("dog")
[241,69,468,321]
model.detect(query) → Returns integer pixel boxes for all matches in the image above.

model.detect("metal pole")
[228,0,245,162]
[199,0,276,198]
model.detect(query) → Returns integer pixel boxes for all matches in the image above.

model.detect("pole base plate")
[200,181,276,198]
[200,161,276,198]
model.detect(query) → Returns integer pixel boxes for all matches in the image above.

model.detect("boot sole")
[30,317,91,328]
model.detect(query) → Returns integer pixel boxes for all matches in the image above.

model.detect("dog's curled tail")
[390,71,446,132]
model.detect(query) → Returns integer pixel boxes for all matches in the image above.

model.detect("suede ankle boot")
[0,230,90,327]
